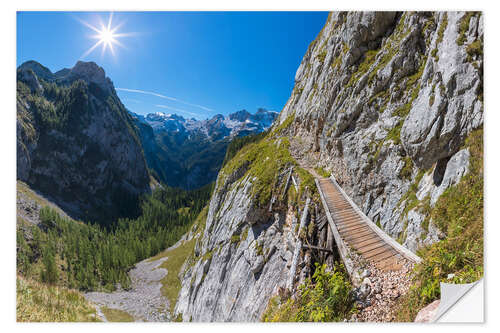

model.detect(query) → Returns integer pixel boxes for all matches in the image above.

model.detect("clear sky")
[17,11,328,119]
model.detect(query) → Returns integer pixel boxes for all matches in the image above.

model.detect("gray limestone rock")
[276,11,482,252]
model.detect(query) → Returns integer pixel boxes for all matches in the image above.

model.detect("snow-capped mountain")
[129,108,279,189]
[132,108,278,140]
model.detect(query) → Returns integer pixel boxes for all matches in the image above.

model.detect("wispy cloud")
[116,87,214,112]
[122,98,142,104]
[155,104,199,117]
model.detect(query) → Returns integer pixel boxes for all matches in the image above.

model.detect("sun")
[98,27,115,45]
[79,13,130,59]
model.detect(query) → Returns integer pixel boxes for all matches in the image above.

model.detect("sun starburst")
[79,13,131,59]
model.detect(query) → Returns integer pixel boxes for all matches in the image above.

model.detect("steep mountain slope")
[17,60,152,225]
[277,11,483,252]
[172,11,483,322]
[174,132,325,321]
[130,109,278,189]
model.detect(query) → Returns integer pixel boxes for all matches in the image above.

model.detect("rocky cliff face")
[17,60,151,225]
[277,11,483,252]
[173,11,483,322]
[174,134,329,321]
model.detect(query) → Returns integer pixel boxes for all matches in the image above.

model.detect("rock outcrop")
[277,11,483,252]
[16,60,151,225]
[174,136,329,321]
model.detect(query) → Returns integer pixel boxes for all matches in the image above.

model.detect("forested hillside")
[17,183,213,292]
[17,60,152,226]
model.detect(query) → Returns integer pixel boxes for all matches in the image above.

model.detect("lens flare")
[79,13,130,59]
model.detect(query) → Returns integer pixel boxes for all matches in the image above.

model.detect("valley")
[16,11,483,323]
[131,108,278,189]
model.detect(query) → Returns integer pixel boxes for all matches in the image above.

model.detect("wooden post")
[287,196,310,291]
[282,167,293,200]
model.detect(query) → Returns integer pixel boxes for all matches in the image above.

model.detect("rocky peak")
[17,60,151,225]
[18,60,54,81]
[66,61,114,93]
[229,109,252,122]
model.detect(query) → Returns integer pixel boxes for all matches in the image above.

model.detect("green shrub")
[399,156,414,180]
[457,12,479,46]
[317,50,327,63]
[262,263,355,322]
[17,276,100,322]
[222,131,267,167]
[314,167,330,178]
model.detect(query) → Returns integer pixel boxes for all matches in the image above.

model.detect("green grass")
[16,276,100,322]
[262,263,355,322]
[432,13,448,61]
[395,128,483,321]
[314,167,330,178]
[397,169,426,219]
[220,136,296,207]
[457,12,479,46]
[16,181,71,221]
[386,120,403,145]
[147,207,208,314]
[157,238,197,313]
[346,13,411,89]
[272,112,296,135]
[399,156,414,180]
[466,39,483,63]
[101,307,134,322]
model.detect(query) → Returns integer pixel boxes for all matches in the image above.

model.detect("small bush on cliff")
[395,128,483,321]
[314,167,330,178]
[262,263,355,322]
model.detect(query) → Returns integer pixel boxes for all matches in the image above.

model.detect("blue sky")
[17,11,328,119]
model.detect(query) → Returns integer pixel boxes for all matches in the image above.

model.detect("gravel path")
[351,261,414,322]
[84,256,170,322]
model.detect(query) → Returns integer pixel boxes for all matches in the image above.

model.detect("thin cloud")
[122,98,142,104]
[155,104,199,118]
[116,87,214,112]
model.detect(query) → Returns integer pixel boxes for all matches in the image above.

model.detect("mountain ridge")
[129,108,278,189]
[17,59,151,225]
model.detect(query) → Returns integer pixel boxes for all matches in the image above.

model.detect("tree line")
[17,183,213,291]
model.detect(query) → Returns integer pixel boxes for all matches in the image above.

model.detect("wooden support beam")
[303,244,333,253]
[287,196,310,291]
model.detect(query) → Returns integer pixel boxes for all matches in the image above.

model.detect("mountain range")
[129,108,278,189]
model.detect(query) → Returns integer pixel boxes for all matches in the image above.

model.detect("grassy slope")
[147,206,208,314]
[17,275,99,322]
[100,307,134,322]
[17,180,73,221]
[17,182,100,322]
[395,128,483,321]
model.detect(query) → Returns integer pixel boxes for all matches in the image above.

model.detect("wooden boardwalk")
[316,176,421,272]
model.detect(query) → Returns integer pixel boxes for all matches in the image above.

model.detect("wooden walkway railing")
[315,175,421,273]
